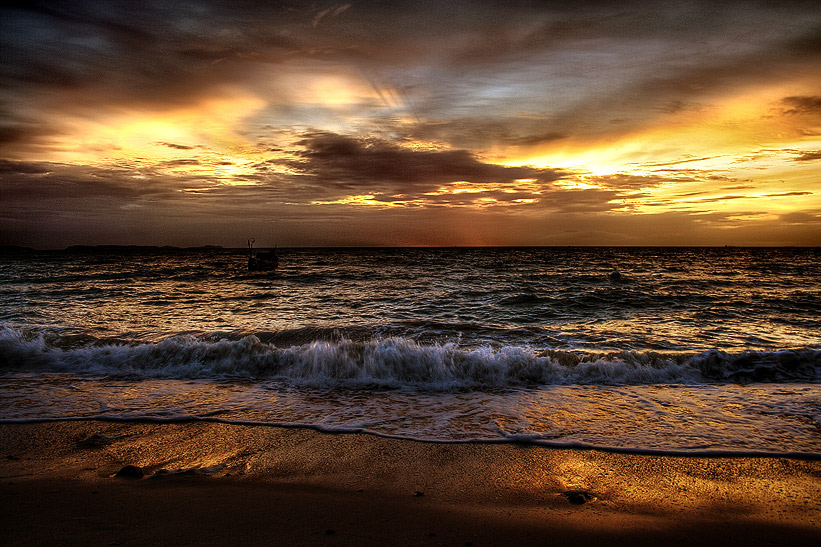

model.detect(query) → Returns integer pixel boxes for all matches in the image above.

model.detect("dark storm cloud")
[777,96,821,140]
[157,142,198,150]
[0,159,51,175]
[780,96,821,115]
[0,132,626,215]
[0,160,188,202]
[2,0,819,151]
[0,1,297,126]
[0,120,55,146]
[158,159,201,167]
[285,131,563,192]
[793,150,821,162]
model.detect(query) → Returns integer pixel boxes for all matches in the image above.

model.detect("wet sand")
[1,421,819,546]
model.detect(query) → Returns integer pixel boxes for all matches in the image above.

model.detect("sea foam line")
[1,327,819,387]
[2,414,819,461]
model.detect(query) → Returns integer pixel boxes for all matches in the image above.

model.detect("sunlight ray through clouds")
[1,1,819,246]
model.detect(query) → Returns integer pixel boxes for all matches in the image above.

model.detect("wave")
[1,327,819,388]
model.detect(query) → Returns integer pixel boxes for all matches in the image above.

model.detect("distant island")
[0,245,37,254]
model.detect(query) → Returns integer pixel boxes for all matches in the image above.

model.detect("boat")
[247,239,279,271]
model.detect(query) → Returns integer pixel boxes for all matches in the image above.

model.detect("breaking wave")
[1,327,819,388]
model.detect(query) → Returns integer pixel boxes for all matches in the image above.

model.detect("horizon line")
[2,244,819,252]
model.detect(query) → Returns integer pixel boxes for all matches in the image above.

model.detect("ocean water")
[1,246,819,456]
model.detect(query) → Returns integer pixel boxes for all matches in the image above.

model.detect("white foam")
[1,327,819,388]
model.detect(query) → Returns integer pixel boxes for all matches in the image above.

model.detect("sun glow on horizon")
[1,1,819,247]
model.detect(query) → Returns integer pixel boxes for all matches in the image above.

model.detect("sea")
[1,246,819,458]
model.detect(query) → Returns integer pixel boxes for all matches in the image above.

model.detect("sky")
[1,0,819,248]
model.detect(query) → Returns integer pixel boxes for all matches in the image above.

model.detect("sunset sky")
[1,0,819,247]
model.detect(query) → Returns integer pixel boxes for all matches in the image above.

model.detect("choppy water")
[1,247,819,456]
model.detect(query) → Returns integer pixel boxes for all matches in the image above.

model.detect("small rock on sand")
[114,465,144,479]
[561,490,596,504]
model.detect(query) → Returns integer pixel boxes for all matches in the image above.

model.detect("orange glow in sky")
[1,1,819,247]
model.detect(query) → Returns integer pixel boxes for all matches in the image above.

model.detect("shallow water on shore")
[1,374,818,456]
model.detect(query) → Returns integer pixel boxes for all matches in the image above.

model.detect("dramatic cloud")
[781,96,821,115]
[793,150,821,162]
[1,0,819,247]
[283,132,562,198]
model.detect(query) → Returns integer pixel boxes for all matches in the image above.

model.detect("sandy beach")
[0,421,818,546]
